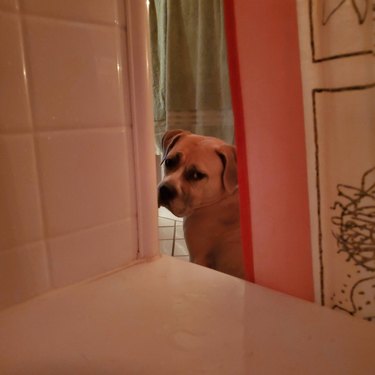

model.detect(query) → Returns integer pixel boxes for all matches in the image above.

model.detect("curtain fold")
[149,0,234,154]
[296,0,375,321]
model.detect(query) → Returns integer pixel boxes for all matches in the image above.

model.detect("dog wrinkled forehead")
[161,129,190,150]
[160,129,191,163]
[160,129,238,193]
[161,129,229,160]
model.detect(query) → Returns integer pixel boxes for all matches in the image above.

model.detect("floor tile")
[174,239,188,256]
[175,224,184,239]
[158,207,182,222]
[158,226,175,240]
[159,240,173,256]
[158,217,175,227]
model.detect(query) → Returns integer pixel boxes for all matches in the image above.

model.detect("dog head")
[158,129,238,217]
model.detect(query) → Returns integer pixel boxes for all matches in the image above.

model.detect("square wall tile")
[20,0,121,25]
[0,135,44,251]
[23,17,127,130]
[48,218,138,288]
[0,242,50,310]
[0,0,18,12]
[36,128,137,237]
[0,12,31,132]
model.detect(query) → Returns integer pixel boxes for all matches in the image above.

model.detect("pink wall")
[229,0,314,300]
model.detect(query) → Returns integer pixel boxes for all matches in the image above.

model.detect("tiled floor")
[158,207,189,262]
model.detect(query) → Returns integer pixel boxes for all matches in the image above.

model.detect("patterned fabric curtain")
[296,0,375,321]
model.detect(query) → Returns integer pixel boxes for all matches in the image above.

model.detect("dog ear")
[216,144,238,194]
[161,129,191,164]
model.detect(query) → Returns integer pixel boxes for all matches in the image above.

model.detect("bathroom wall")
[0,0,141,309]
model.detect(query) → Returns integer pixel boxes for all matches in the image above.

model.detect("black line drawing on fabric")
[332,275,375,320]
[330,167,375,320]
[331,167,375,272]
[322,0,369,25]
[312,83,375,305]
[308,0,373,62]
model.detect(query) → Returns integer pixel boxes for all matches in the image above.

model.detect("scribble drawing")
[331,167,375,319]
[333,275,375,320]
[322,0,369,25]
[331,167,375,271]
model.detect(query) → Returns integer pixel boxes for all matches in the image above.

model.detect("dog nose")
[158,183,177,207]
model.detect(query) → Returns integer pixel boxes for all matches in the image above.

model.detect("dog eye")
[165,157,176,170]
[165,158,174,169]
[164,153,180,169]
[190,171,206,181]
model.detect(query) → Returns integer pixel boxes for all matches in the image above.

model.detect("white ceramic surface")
[0,0,144,309]
[0,256,374,374]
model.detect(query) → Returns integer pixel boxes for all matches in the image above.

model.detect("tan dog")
[158,129,244,279]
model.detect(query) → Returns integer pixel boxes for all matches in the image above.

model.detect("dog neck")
[184,187,240,222]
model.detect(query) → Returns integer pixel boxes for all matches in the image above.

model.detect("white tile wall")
[48,218,138,288]
[0,0,18,12]
[0,134,43,250]
[19,0,124,26]
[36,128,136,236]
[0,1,138,310]
[0,242,50,308]
[23,17,127,130]
[0,12,31,131]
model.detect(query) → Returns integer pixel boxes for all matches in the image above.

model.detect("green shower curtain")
[149,0,234,154]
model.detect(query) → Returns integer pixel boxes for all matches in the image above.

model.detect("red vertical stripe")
[223,0,254,282]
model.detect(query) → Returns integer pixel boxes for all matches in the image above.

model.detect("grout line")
[158,215,182,222]
[20,12,126,30]
[171,220,177,257]
[0,217,136,255]
[0,124,130,136]
[123,0,142,259]
[0,253,161,314]
[18,12,53,288]
[0,125,131,136]
[0,128,32,136]
[116,22,130,129]
[158,209,182,222]
[0,240,46,255]
[33,125,129,134]
[47,217,136,243]
[0,8,18,15]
